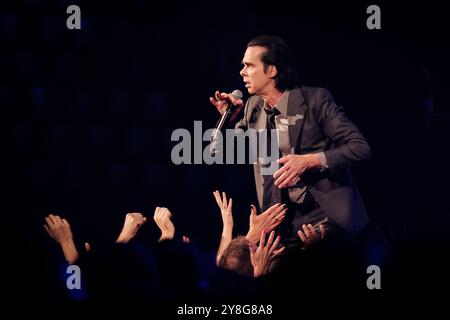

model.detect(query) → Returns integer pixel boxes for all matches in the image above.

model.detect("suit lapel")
[287,87,307,152]
[252,98,266,130]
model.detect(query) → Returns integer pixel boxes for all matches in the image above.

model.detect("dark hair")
[247,35,298,91]
[218,236,253,277]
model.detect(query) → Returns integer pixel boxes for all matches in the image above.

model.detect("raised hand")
[116,212,147,244]
[246,203,287,244]
[297,223,326,250]
[213,190,233,233]
[249,230,285,278]
[44,214,79,264]
[153,207,175,242]
[213,190,234,264]
[273,154,322,188]
[209,90,244,123]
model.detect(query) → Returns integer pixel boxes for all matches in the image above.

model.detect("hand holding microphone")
[209,89,244,125]
[209,89,243,156]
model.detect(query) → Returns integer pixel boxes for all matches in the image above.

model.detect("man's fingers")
[48,214,55,220]
[129,212,143,218]
[234,99,243,107]
[261,203,282,217]
[259,203,281,219]
[266,214,285,232]
[302,224,312,240]
[267,205,286,219]
[54,215,63,225]
[255,203,283,219]
[276,155,290,164]
[277,168,297,188]
[45,216,53,227]
[259,230,266,247]
[275,169,294,187]
[221,191,228,208]
[284,176,301,188]
[213,190,223,208]
[62,218,69,227]
[210,97,219,107]
[211,92,230,115]
[48,214,58,225]
[270,235,281,253]
[228,198,233,212]
[127,212,146,226]
[248,242,257,255]
[280,171,299,189]
[215,92,230,106]
[159,208,171,220]
[219,91,243,107]
[266,230,275,247]
[320,224,326,240]
[228,94,244,107]
[307,224,318,239]
[299,230,311,248]
[266,210,286,229]
[264,208,286,232]
[266,222,278,233]
[250,204,257,217]
[265,223,277,233]
[154,207,163,221]
[273,162,289,179]
[297,230,307,244]
[137,216,146,226]
[274,209,286,221]
[271,246,286,258]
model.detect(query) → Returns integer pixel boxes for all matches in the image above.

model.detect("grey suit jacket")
[234,86,371,234]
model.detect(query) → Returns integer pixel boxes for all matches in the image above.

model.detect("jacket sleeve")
[316,89,371,169]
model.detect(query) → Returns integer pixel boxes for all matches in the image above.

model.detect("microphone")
[213,90,243,138]
[211,89,243,155]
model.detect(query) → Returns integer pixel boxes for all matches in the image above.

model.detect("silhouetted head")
[218,236,253,277]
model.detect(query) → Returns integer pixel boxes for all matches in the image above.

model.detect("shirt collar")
[262,90,290,117]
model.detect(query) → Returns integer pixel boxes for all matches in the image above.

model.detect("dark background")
[2,0,449,299]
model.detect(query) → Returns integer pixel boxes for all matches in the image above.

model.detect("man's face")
[240,46,276,95]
